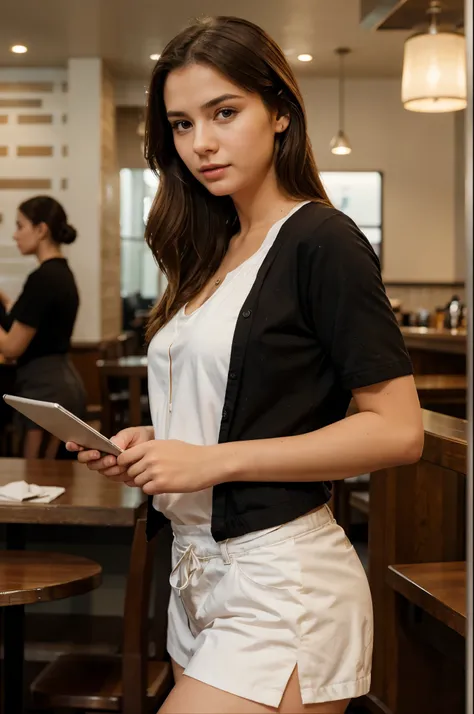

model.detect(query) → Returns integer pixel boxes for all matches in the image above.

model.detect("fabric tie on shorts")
[170,544,203,591]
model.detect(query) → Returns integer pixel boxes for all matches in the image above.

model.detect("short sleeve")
[309,212,413,391]
[11,269,52,329]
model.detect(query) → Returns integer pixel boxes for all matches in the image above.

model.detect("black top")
[0,258,79,368]
[146,202,413,542]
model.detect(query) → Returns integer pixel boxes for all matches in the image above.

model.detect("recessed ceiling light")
[297,54,313,63]
[11,45,28,54]
[150,53,161,61]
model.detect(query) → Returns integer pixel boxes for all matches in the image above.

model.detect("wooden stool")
[0,551,102,714]
[31,519,173,714]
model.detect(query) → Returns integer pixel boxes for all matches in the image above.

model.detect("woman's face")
[163,63,288,198]
[13,211,45,255]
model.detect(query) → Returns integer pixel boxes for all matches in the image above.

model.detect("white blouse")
[147,202,309,525]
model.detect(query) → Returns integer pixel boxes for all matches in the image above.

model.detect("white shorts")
[167,505,373,707]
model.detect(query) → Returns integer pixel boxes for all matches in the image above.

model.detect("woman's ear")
[36,221,49,240]
[275,114,290,133]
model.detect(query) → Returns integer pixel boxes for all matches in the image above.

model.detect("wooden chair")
[98,357,149,437]
[31,518,173,713]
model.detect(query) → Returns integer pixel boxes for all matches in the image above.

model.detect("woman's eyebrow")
[167,93,244,118]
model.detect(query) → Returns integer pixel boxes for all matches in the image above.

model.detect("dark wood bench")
[387,561,466,637]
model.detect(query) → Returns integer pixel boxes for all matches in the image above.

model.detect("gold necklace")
[214,278,222,286]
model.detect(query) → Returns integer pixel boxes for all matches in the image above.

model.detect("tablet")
[3,395,123,457]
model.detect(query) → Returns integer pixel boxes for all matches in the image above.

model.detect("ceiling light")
[297,54,313,62]
[402,1,467,113]
[330,48,352,156]
[11,45,28,54]
[150,53,161,61]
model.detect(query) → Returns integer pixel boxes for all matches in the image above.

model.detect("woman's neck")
[232,167,299,239]
[36,240,62,264]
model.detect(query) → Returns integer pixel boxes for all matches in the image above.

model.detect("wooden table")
[0,458,146,529]
[0,458,146,713]
[387,561,466,637]
[0,551,102,714]
[97,356,148,436]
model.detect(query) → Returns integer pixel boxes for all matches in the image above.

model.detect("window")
[119,170,384,301]
[119,169,163,300]
[320,171,383,262]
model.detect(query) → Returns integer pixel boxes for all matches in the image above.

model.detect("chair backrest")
[121,517,158,713]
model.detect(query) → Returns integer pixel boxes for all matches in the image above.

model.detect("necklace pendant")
[215,278,221,286]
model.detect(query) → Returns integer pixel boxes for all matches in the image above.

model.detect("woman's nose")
[193,122,218,154]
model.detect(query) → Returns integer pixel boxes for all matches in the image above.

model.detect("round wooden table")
[0,550,102,714]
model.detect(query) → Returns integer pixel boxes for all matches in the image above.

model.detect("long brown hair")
[144,15,332,340]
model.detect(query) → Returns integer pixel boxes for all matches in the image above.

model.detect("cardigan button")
[242,309,252,318]
[229,371,237,380]
[222,409,229,421]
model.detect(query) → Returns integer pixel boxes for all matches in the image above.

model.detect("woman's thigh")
[158,665,350,714]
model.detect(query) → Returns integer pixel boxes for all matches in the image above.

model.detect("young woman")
[68,16,423,714]
[0,196,86,458]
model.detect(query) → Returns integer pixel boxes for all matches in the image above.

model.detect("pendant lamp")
[402,0,467,113]
[330,48,352,156]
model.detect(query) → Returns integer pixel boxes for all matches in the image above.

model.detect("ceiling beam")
[360,0,464,30]
[359,0,407,30]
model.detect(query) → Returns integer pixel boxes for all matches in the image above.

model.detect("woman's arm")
[0,321,36,360]
[215,374,424,484]
[115,374,424,496]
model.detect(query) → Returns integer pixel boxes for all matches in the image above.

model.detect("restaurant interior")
[0,0,472,712]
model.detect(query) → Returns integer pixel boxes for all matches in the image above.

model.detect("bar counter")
[400,327,467,375]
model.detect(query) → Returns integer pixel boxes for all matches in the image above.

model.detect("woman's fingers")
[65,441,84,452]
[99,465,129,480]
[76,451,117,471]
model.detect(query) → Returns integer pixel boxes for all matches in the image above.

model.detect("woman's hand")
[65,426,154,484]
[116,439,221,495]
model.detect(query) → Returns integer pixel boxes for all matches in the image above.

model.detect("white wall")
[67,58,102,342]
[1,62,121,342]
[117,76,458,283]
[0,68,68,300]
[299,78,456,283]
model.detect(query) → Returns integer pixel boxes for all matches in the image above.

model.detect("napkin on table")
[0,480,65,504]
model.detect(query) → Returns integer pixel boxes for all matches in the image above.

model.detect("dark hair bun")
[59,223,77,245]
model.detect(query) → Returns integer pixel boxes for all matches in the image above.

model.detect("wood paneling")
[367,409,467,714]
[0,99,42,108]
[17,146,54,157]
[0,115,8,124]
[17,114,53,124]
[0,178,52,190]
[0,146,8,156]
[0,82,54,93]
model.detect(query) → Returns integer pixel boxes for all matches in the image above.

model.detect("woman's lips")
[200,165,229,180]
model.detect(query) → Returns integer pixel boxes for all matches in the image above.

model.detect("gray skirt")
[14,354,87,433]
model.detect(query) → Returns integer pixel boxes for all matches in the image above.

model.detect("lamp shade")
[330,130,352,155]
[402,31,467,112]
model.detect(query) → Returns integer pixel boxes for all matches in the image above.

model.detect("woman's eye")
[216,108,236,120]
[171,120,192,133]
